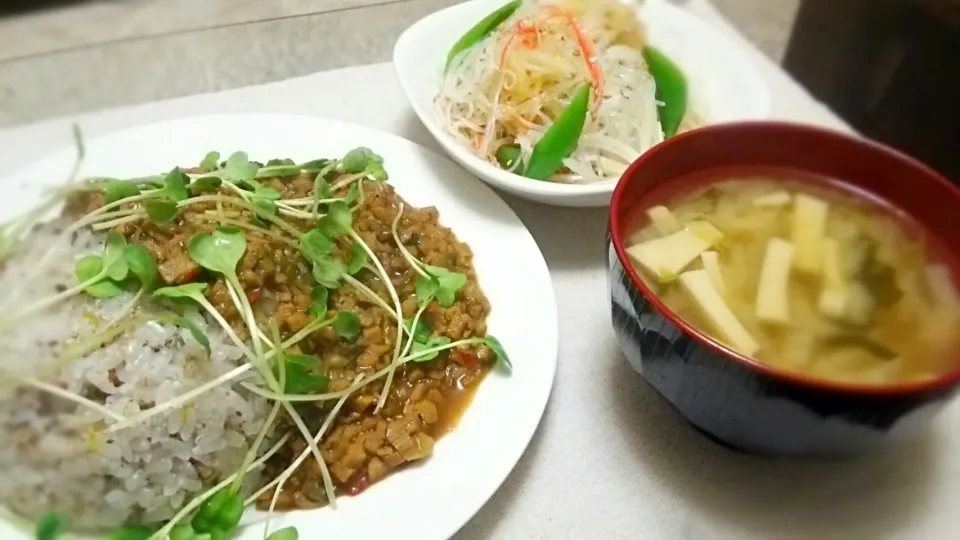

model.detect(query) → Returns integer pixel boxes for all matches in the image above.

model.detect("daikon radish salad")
[625,173,960,386]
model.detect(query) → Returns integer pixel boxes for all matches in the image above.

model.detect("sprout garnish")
[266,527,299,540]
[309,286,329,319]
[35,512,66,540]
[332,310,361,342]
[100,180,142,204]
[198,151,221,173]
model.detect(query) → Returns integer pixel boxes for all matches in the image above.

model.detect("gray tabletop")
[0,0,798,127]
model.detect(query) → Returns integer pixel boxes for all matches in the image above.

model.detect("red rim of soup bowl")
[610,121,960,397]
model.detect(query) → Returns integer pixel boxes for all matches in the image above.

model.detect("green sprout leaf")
[189,176,222,194]
[411,335,451,362]
[191,489,243,535]
[300,229,334,261]
[258,165,302,178]
[188,227,247,277]
[327,201,352,230]
[301,159,332,173]
[370,164,388,182]
[344,183,362,206]
[72,232,133,298]
[102,231,130,282]
[315,216,342,238]
[405,318,450,362]
[252,197,277,217]
[75,256,125,298]
[314,174,334,199]
[145,199,178,225]
[315,200,352,238]
[339,147,379,173]
[311,257,346,289]
[221,151,259,183]
[483,336,512,369]
[123,244,158,289]
[309,286,329,319]
[339,147,386,181]
[282,354,330,395]
[162,168,190,202]
[174,316,210,352]
[35,512,67,540]
[346,242,367,275]
[255,186,282,201]
[153,283,210,303]
[100,180,141,204]
[107,525,154,540]
[332,310,360,342]
[266,158,296,167]
[249,182,282,216]
[425,265,466,307]
[405,318,431,343]
[266,527,299,540]
[415,275,438,305]
[199,151,221,172]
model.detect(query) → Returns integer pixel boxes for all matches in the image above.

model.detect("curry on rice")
[0,147,509,539]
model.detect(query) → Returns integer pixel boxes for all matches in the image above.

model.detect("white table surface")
[2,1,957,539]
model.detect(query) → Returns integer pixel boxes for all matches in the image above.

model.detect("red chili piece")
[347,476,370,496]
[455,350,478,368]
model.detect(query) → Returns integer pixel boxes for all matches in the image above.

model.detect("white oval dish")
[394,0,771,207]
[0,114,558,540]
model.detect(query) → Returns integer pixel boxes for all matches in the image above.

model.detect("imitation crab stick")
[500,20,542,66]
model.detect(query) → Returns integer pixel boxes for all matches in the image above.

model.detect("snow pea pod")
[524,83,592,181]
[643,46,688,138]
[445,0,522,73]
[495,144,524,174]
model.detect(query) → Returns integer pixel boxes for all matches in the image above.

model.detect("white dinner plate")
[394,0,771,207]
[0,114,558,540]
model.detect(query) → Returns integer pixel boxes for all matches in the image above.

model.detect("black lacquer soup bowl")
[607,122,960,458]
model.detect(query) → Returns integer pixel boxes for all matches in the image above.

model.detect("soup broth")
[625,174,960,385]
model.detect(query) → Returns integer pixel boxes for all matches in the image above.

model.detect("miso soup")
[626,174,960,385]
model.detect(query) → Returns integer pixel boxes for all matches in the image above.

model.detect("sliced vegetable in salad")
[438,0,694,183]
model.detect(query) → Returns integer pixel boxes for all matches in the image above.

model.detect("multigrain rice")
[0,220,268,529]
